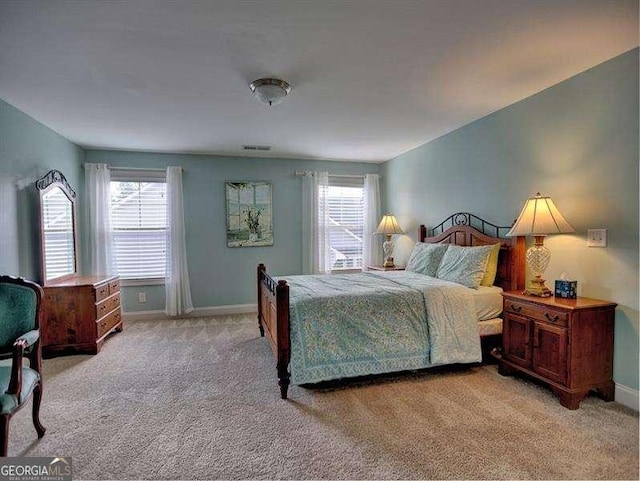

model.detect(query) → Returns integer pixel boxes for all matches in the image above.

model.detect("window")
[327,176,365,271]
[110,170,167,280]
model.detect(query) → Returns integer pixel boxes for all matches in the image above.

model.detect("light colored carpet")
[7,314,639,480]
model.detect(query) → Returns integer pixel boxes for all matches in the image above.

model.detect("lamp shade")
[507,193,574,237]
[375,214,405,235]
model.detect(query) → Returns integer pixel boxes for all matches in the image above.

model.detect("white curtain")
[363,173,382,267]
[84,163,114,275]
[302,171,331,274]
[165,166,194,316]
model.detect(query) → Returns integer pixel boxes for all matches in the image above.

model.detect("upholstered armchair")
[0,275,46,457]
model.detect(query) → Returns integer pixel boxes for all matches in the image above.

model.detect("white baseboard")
[122,303,257,322]
[615,383,639,412]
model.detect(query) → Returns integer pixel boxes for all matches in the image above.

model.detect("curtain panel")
[84,163,114,275]
[363,173,382,267]
[301,171,330,274]
[165,166,194,316]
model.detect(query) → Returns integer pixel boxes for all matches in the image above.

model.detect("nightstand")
[493,291,616,410]
[364,265,405,271]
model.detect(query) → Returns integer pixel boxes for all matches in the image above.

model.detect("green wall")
[383,49,639,390]
[84,150,382,312]
[0,98,83,280]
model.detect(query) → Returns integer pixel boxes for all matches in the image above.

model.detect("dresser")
[42,275,123,356]
[493,291,616,409]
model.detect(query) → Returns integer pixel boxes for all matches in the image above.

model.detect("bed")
[257,213,525,399]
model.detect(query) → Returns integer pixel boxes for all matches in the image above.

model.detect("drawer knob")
[544,312,560,323]
[510,304,522,313]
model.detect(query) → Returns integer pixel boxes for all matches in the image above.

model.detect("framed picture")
[225,181,273,247]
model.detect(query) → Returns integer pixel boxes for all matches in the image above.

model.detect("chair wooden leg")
[32,382,46,438]
[1,414,9,457]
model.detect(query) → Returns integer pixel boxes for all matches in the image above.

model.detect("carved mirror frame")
[36,170,79,285]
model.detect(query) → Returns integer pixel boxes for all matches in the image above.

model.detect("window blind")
[110,180,167,279]
[110,168,167,182]
[327,182,365,270]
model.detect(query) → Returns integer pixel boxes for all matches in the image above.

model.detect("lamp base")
[524,241,553,297]
[382,235,395,268]
[523,276,552,297]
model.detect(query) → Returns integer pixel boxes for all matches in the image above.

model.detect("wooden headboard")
[419,213,525,292]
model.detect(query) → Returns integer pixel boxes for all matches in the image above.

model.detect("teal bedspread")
[282,271,482,385]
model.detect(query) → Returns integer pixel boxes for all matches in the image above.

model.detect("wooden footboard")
[257,264,291,399]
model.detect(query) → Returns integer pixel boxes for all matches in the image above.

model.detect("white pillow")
[405,243,449,277]
[436,244,494,289]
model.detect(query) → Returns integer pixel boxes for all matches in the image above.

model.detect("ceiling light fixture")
[249,78,292,106]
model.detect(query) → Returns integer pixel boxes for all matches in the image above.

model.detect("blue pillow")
[436,244,494,289]
[405,243,449,277]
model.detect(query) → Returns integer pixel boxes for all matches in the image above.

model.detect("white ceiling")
[0,0,637,163]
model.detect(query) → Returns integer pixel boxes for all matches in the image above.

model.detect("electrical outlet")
[138,292,147,303]
[587,229,607,247]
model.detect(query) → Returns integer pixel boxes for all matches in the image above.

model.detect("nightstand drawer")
[504,300,568,327]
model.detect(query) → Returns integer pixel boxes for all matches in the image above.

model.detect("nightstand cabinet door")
[533,322,567,385]
[503,313,532,368]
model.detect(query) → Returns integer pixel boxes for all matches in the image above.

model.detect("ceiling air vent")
[242,145,271,151]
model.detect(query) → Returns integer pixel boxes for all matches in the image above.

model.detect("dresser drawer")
[504,299,568,327]
[109,278,120,295]
[94,282,110,302]
[95,292,121,319]
[96,308,122,339]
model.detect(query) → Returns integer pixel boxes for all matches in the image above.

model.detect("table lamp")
[375,214,405,268]
[507,193,574,297]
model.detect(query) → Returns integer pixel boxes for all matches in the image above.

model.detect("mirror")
[36,170,78,285]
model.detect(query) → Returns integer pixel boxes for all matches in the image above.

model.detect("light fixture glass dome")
[249,78,292,106]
